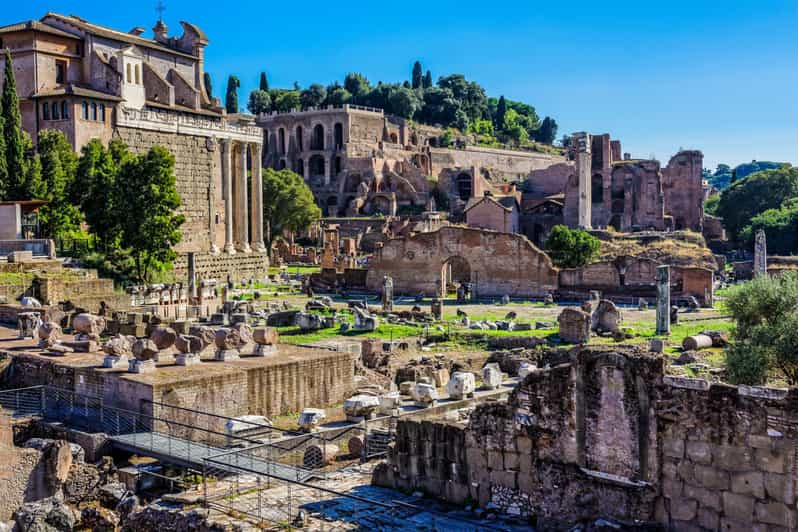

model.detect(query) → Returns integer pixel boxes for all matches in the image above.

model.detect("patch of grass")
[277,321,424,344]
[267,265,321,276]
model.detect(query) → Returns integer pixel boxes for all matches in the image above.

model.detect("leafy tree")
[225,75,240,114]
[411,61,423,89]
[2,49,25,200]
[715,166,798,242]
[259,71,269,92]
[115,146,184,283]
[325,83,351,106]
[36,130,81,238]
[262,168,321,252]
[535,116,558,144]
[502,109,528,145]
[203,72,213,99]
[495,95,507,131]
[423,70,433,89]
[300,84,327,109]
[343,73,370,103]
[725,272,798,385]
[388,86,420,118]
[544,225,600,268]
[247,90,271,115]
[418,87,461,126]
[469,119,494,137]
[437,74,487,123]
[739,198,798,255]
[271,90,300,112]
[439,129,453,148]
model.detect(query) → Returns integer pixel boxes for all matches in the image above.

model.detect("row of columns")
[220,139,265,255]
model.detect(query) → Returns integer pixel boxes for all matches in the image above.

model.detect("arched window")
[134,64,141,84]
[61,101,69,119]
[91,102,97,121]
[278,128,286,155]
[334,123,343,148]
[311,124,324,150]
[52,102,60,120]
[295,126,303,151]
[99,104,106,122]
[42,102,50,120]
[82,101,89,119]
[126,64,132,83]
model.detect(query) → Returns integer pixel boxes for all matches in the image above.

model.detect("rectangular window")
[99,104,106,122]
[55,61,66,84]
[82,101,89,119]
[42,102,50,120]
[91,102,97,121]
[61,101,69,119]
[52,102,59,120]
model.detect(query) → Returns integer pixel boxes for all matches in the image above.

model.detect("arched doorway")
[591,174,603,204]
[456,172,472,201]
[294,158,304,176]
[334,123,343,148]
[311,124,324,150]
[278,128,286,155]
[441,255,471,296]
[326,196,338,216]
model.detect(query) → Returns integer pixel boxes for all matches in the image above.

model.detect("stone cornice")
[117,106,262,144]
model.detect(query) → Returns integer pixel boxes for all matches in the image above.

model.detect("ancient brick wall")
[365,226,558,297]
[663,151,704,232]
[375,346,798,530]
[172,251,269,283]
[115,126,217,254]
[430,146,566,184]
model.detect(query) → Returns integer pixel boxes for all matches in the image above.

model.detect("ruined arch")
[334,156,342,176]
[326,196,338,216]
[334,123,343,148]
[441,255,472,296]
[456,172,472,202]
[278,128,286,155]
[389,132,398,143]
[311,124,324,150]
[295,125,303,151]
[309,154,325,176]
[592,174,603,204]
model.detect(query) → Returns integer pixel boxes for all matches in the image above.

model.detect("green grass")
[267,265,321,276]
[277,321,424,344]
[0,272,27,286]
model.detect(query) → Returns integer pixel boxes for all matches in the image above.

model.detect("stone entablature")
[117,106,261,143]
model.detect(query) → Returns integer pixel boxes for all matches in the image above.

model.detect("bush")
[544,225,601,268]
[725,343,770,385]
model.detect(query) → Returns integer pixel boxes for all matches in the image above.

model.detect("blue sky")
[7,1,797,168]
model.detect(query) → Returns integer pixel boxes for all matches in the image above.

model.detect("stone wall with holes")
[365,225,558,297]
[171,251,269,284]
[374,345,798,530]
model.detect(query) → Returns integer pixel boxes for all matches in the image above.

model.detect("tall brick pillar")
[221,139,235,254]
[251,142,265,252]
[237,143,251,253]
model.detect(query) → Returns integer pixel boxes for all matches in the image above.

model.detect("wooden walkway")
[110,432,313,482]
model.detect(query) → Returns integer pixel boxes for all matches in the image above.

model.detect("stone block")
[698,508,719,531]
[765,472,795,505]
[683,483,720,510]
[503,451,520,471]
[517,472,535,494]
[719,518,751,532]
[515,435,533,456]
[685,441,712,464]
[722,492,754,523]
[663,437,684,459]
[747,434,774,449]
[754,447,788,474]
[489,469,517,490]
[662,478,682,499]
[662,460,678,480]
[694,465,729,490]
[465,448,486,470]
[755,501,797,528]
[487,450,503,471]
[669,497,697,521]
[119,323,146,337]
[714,445,752,471]
[731,471,765,498]
[677,461,697,484]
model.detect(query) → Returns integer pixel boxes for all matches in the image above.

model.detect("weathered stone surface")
[231,322,253,344]
[149,326,177,350]
[558,308,590,343]
[296,312,334,331]
[213,328,241,350]
[722,492,754,523]
[188,324,216,347]
[481,363,503,390]
[37,321,61,347]
[253,327,278,345]
[446,372,476,400]
[343,394,380,419]
[103,335,133,357]
[298,408,326,431]
[132,339,158,361]
[174,334,204,354]
[72,313,106,339]
[591,299,622,333]
[13,497,76,532]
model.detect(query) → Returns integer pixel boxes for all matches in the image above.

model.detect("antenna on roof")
[155,0,166,22]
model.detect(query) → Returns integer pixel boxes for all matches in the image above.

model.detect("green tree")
[388,86,420,118]
[300,83,327,109]
[535,116,558,144]
[544,225,600,268]
[115,146,185,283]
[411,61,423,89]
[469,119,495,137]
[262,168,321,252]
[725,272,798,385]
[203,72,213,99]
[502,109,528,145]
[423,70,433,89]
[225,75,240,114]
[36,130,81,238]
[247,90,271,115]
[495,95,507,131]
[271,90,300,112]
[2,49,25,200]
[739,198,798,255]
[715,166,798,242]
[259,71,269,92]
[344,73,370,103]
[325,83,351,106]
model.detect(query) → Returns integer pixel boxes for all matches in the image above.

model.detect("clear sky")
[5,1,797,168]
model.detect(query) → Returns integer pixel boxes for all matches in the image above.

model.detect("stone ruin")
[557,307,590,344]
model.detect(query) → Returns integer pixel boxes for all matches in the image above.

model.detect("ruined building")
[563,133,704,232]
[256,106,567,218]
[0,13,266,280]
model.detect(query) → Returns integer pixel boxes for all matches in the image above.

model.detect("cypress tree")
[496,95,507,131]
[259,72,269,92]
[225,75,240,114]
[411,61,423,89]
[2,49,24,200]
[423,70,433,89]
[203,72,213,99]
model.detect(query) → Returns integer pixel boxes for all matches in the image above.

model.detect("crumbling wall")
[365,226,558,297]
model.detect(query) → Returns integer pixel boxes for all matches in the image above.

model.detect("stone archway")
[441,255,471,296]
[456,172,472,201]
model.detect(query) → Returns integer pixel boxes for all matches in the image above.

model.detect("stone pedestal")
[153,351,175,364]
[175,353,202,366]
[128,359,157,374]
[102,355,129,369]
[215,349,240,362]
[656,265,671,335]
[254,344,277,357]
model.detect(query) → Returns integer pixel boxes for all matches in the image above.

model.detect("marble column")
[656,265,670,335]
[221,139,235,254]
[250,143,265,252]
[237,143,251,253]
